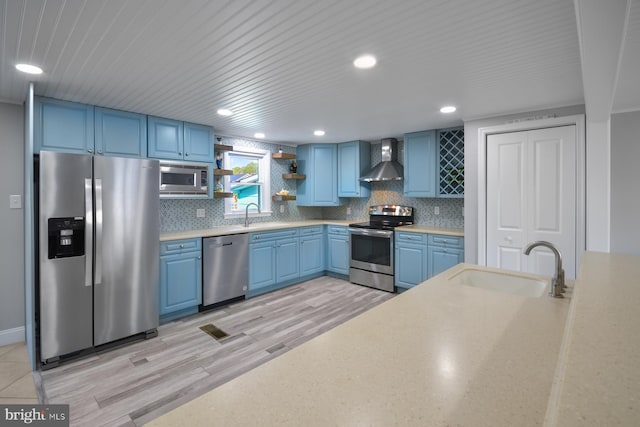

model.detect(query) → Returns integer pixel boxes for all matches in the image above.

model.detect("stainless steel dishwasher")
[201,234,249,309]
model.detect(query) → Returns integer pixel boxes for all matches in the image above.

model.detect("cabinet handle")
[87,148,93,153]
[255,236,261,240]
[185,153,189,156]
[444,249,448,253]
[198,256,201,259]
[180,244,184,248]
[178,152,182,156]
[97,149,103,154]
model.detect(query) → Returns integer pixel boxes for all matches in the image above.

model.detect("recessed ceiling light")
[15,63,43,75]
[254,132,265,139]
[313,130,325,136]
[440,106,457,113]
[217,108,233,116]
[353,55,377,69]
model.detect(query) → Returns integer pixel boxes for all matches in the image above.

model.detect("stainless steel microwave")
[159,161,209,198]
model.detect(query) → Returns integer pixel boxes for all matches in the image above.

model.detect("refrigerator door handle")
[95,178,103,286]
[84,178,94,287]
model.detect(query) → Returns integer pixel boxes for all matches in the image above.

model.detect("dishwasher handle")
[207,241,234,249]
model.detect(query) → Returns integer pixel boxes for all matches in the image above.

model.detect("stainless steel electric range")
[348,205,414,292]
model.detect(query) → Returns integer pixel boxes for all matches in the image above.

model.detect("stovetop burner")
[349,205,414,230]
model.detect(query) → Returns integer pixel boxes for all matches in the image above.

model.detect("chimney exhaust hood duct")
[359,138,403,182]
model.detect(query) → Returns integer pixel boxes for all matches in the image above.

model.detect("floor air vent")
[199,323,229,340]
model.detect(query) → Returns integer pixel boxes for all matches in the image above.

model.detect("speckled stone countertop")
[545,252,640,426]
[160,220,463,241]
[148,263,572,427]
[396,224,464,236]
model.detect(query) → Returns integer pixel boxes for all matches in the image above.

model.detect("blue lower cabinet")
[159,239,202,317]
[248,229,300,295]
[427,246,464,277]
[326,232,349,275]
[395,244,428,289]
[276,239,300,283]
[249,241,277,290]
[300,234,325,276]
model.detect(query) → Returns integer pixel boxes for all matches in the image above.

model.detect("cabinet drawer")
[250,228,299,243]
[161,238,202,255]
[327,225,349,236]
[428,234,464,248]
[299,225,324,236]
[396,232,427,244]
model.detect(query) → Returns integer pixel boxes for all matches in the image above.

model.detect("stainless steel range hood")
[359,138,403,182]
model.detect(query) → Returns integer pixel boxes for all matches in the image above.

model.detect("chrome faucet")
[244,202,261,227]
[523,241,565,298]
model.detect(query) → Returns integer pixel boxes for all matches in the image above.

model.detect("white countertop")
[148,263,573,426]
[160,220,463,241]
[546,252,640,426]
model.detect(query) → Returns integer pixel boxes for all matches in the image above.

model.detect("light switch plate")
[280,205,285,213]
[9,195,21,209]
[346,207,352,215]
[196,208,205,218]
[434,206,439,215]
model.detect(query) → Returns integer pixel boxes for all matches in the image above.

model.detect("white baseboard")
[0,326,25,346]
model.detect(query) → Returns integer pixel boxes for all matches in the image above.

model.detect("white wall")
[611,110,640,255]
[463,105,586,264]
[0,102,25,344]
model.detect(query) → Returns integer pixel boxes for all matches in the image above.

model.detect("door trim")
[477,115,586,270]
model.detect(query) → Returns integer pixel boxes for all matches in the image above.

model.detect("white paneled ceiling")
[0,0,632,144]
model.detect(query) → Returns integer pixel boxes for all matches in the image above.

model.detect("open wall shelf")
[272,152,296,160]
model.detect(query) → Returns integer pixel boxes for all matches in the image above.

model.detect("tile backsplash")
[160,138,464,232]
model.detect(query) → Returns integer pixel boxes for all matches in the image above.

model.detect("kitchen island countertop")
[148,261,577,426]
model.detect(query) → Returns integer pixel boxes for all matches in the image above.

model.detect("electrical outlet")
[280,205,285,213]
[346,207,352,215]
[196,208,205,218]
[434,206,440,215]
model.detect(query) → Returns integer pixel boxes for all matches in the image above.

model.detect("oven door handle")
[348,228,394,238]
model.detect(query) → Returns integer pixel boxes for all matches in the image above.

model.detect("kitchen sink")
[448,267,548,298]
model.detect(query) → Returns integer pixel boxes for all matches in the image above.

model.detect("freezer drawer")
[202,234,249,307]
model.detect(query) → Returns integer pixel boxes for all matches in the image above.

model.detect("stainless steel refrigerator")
[38,151,160,367]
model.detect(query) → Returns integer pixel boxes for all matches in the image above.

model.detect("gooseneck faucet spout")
[523,241,565,298]
[244,203,261,228]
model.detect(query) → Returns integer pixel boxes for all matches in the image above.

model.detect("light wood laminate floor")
[39,276,394,426]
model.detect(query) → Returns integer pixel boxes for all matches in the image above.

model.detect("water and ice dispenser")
[47,217,85,259]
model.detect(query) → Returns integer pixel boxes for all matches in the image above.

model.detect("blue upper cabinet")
[183,122,214,163]
[296,144,341,206]
[95,107,147,158]
[35,97,94,154]
[148,116,184,161]
[403,130,437,197]
[338,140,371,198]
[148,117,215,162]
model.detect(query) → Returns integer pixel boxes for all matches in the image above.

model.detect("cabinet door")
[300,235,324,276]
[148,116,184,160]
[313,145,339,205]
[159,251,202,315]
[403,130,436,197]
[249,241,276,289]
[35,97,94,154]
[276,238,299,282]
[428,246,464,278]
[395,244,427,288]
[184,122,214,162]
[327,235,349,275]
[297,144,340,206]
[95,107,147,158]
[338,141,370,198]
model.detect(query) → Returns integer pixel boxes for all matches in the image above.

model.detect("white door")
[486,125,576,279]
